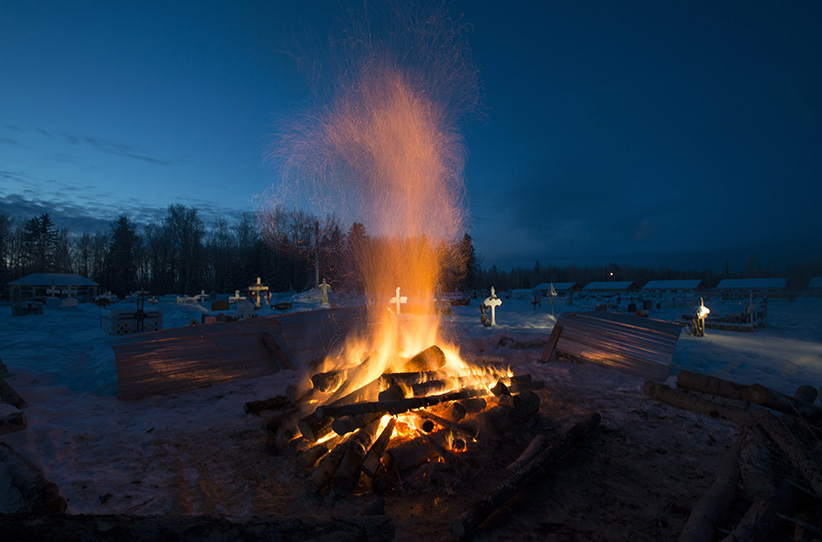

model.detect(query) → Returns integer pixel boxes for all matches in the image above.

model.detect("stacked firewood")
[644,370,822,541]
[270,346,548,495]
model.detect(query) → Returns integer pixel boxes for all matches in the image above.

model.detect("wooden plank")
[544,311,682,380]
[113,307,367,400]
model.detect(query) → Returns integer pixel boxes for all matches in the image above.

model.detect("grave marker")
[390,287,407,314]
[481,287,502,326]
[319,278,332,306]
[248,278,269,309]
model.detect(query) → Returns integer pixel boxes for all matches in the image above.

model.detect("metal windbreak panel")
[543,312,682,380]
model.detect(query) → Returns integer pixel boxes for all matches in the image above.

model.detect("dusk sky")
[2,1,820,273]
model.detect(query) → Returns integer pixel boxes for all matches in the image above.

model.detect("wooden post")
[0,443,67,513]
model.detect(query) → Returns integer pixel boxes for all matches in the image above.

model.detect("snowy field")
[1,291,820,533]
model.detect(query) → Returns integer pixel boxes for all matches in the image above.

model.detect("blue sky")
[2,1,820,272]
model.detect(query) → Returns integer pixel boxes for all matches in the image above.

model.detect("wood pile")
[644,370,822,540]
[245,344,601,539]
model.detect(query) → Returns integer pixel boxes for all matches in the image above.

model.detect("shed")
[533,282,581,297]
[641,279,706,294]
[808,277,822,290]
[582,281,639,293]
[716,278,787,296]
[7,273,99,303]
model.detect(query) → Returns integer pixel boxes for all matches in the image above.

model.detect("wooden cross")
[46,280,60,297]
[247,277,269,308]
[484,287,502,326]
[390,287,408,314]
[319,278,332,305]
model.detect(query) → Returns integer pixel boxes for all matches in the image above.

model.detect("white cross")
[62,286,77,299]
[229,290,246,303]
[390,287,408,314]
[194,289,208,301]
[484,286,502,326]
[247,277,269,308]
[46,281,60,297]
[319,278,332,305]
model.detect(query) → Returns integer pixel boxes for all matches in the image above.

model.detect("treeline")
[0,206,481,299]
[476,258,822,292]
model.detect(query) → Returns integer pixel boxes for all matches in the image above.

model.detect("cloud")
[0,136,21,146]
[61,132,173,166]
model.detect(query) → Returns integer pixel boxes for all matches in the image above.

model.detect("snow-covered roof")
[715,278,787,290]
[809,277,822,289]
[642,279,705,291]
[582,281,636,291]
[533,282,578,291]
[8,273,99,287]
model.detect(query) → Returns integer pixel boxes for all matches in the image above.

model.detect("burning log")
[459,397,487,414]
[643,381,749,425]
[475,391,540,439]
[316,387,490,420]
[0,376,27,409]
[452,412,601,539]
[305,438,350,494]
[243,395,290,415]
[263,407,301,432]
[332,412,383,436]
[752,408,822,498]
[362,417,397,478]
[0,411,27,436]
[286,384,328,406]
[417,430,461,476]
[0,443,67,513]
[745,384,822,421]
[383,432,442,472]
[311,369,347,392]
[396,345,446,372]
[297,435,342,469]
[332,419,382,494]
[417,410,478,441]
[298,412,335,443]
[680,439,743,542]
[0,513,395,542]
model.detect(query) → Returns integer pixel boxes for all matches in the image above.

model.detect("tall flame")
[261,2,480,380]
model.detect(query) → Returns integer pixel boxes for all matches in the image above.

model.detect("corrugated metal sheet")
[112,307,366,400]
[540,311,682,381]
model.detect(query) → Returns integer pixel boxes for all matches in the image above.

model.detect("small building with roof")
[641,279,706,294]
[8,273,99,303]
[582,281,640,293]
[532,282,581,298]
[715,278,787,297]
[808,277,822,290]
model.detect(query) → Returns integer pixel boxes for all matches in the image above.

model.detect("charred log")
[297,436,341,469]
[452,412,601,539]
[298,412,335,443]
[311,370,347,393]
[316,387,490,419]
[396,345,446,373]
[362,418,397,478]
[475,391,540,440]
[332,420,382,494]
[261,332,296,371]
[383,434,441,473]
[332,412,383,437]
[243,395,290,415]
[305,438,350,494]
[745,384,822,421]
[263,407,301,432]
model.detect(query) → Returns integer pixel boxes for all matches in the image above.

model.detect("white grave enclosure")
[101,307,163,335]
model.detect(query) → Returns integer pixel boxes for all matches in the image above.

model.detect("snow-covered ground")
[1,291,820,521]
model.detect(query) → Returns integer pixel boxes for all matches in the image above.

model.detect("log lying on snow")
[745,384,822,421]
[261,332,297,371]
[0,513,395,542]
[452,412,601,539]
[752,408,822,498]
[0,443,67,513]
[676,370,822,421]
[643,381,749,425]
[243,395,290,415]
[0,375,27,409]
[679,439,743,542]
